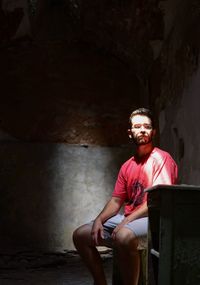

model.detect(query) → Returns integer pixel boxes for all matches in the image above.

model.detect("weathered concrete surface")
[0,250,113,285]
[0,143,133,251]
[159,61,200,184]
[0,40,141,146]
[149,0,200,185]
[1,0,31,40]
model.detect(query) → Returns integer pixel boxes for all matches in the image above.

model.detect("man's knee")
[72,226,81,245]
[73,224,92,247]
[114,228,139,250]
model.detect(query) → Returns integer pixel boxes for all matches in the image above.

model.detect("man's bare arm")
[91,196,123,244]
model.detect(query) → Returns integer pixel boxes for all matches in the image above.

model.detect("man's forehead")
[130,115,151,124]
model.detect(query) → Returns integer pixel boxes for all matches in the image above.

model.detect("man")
[73,108,178,285]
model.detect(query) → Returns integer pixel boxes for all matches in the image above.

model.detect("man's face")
[129,115,155,145]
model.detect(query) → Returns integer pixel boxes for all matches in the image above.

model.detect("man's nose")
[140,126,146,131]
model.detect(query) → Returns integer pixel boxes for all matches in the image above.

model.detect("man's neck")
[136,143,154,158]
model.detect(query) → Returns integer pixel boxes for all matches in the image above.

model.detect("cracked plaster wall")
[0,143,133,251]
[1,0,31,41]
[151,0,200,184]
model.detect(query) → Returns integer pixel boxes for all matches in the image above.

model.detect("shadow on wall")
[0,142,133,251]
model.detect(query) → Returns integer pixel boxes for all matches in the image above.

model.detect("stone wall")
[150,0,200,184]
[0,142,133,251]
[0,0,31,42]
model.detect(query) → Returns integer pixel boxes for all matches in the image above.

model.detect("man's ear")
[127,129,132,139]
[152,129,156,137]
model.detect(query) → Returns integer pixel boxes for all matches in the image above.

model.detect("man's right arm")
[91,196,123,245]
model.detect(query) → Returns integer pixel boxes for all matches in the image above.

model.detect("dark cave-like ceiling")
[0,0,164,145]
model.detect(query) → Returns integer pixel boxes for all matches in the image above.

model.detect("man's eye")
[133,125,141,129]
[144,125,152,129]
[132,124,152,130]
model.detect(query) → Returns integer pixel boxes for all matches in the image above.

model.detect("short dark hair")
[129,108,155,128]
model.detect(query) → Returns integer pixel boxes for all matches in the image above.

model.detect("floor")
[0,250,113,285]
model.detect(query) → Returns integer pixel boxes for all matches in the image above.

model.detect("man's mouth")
[138,135,147,139]
[137,135,149,143]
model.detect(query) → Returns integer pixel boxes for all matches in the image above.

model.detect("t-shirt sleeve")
[152,154,178,186]
[112,166,127,201]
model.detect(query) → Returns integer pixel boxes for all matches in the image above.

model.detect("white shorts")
[90,214,148,249]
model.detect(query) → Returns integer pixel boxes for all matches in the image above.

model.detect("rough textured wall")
[149,0,200,184]
[0,0,31,41]
[0,143,132,251]
[0,43,141,146]
[77,0,163,79]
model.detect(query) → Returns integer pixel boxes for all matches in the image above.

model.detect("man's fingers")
[91,229,104,245]
[112,232,116,240]
[100,228,104,239]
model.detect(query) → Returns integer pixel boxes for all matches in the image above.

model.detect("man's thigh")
[124,217,148,237]
[102,214,148,248]
[88,214,148,248]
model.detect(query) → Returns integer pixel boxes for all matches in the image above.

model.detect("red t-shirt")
[112,147,178,216]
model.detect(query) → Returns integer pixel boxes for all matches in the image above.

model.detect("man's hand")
[111,217,129,240]
[90,196,123,245]
[91,218,104,245]
[112,202,148,239]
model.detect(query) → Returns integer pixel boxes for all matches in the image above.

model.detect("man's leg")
[113,217,148,285]
[114,227,140,285]
[73,224,108,285]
